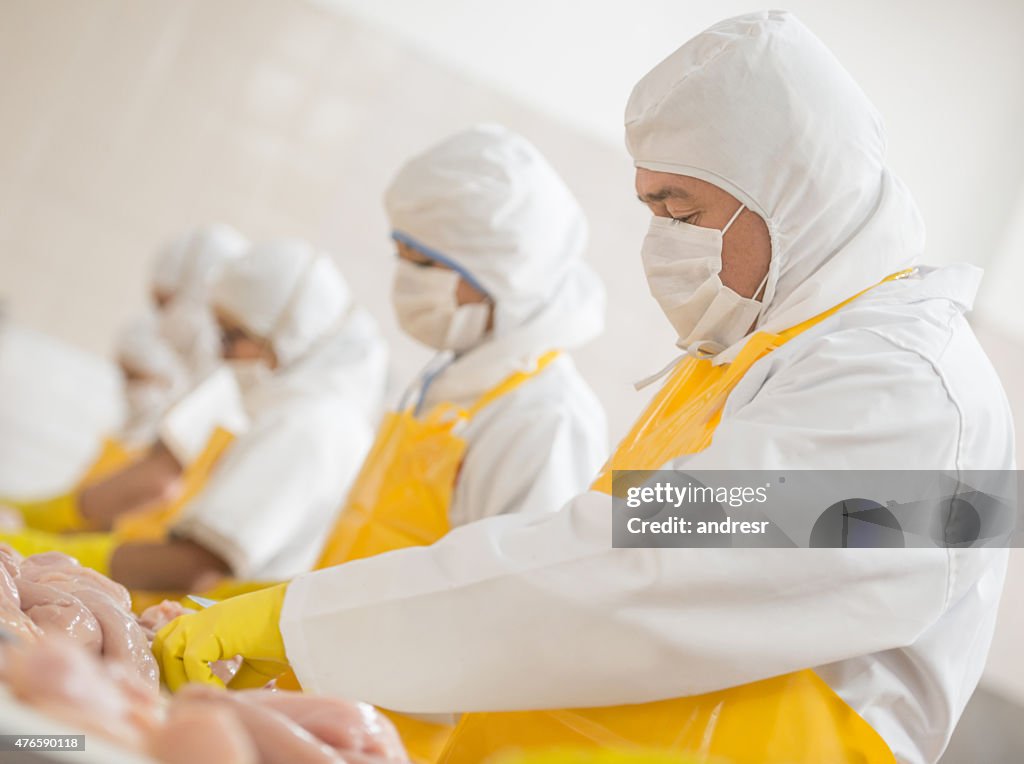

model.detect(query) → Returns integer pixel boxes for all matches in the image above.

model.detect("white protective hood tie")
[625,10,925,363]
[384,124,605,399]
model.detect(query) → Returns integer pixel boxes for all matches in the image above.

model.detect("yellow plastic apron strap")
[440,274,912,764]
[465,350,561,417]
[315,350,561,569]
[77,437,138,487]
[115,427,235,543]
[123,427,236,613]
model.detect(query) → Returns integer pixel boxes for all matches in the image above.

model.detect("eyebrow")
[637,187,691,203]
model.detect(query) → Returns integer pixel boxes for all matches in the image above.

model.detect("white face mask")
[391,259,491,352]
[641,203,769,356]
[228,358,273,393]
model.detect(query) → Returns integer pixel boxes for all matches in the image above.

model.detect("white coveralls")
[385,125,609,526]
[280,14,1013,764]
[172,241,389,580]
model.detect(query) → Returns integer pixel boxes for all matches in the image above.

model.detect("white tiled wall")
[0,0,1020,727]
[0,0,670,444]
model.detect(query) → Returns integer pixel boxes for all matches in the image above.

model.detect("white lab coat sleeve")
[280,332,954,713]
[172,400,371,579]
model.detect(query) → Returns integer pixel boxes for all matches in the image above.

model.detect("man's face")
[635,168,771,299]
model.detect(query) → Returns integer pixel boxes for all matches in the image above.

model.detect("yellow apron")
[120,428,237,613]
[317,350,561,568]
[77,437,138,487]
[437,272,912,764]
[3,438,139,533]
[115,427,235,543]
[279,351,560,761]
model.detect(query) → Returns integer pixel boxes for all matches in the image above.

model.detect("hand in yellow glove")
[6,493,88,533]
[152,583,289,691]
[0,529,118,575]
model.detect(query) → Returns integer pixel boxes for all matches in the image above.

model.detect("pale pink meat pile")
[0,547,410,763]
[0,546,156,689]
[153,685,408,764]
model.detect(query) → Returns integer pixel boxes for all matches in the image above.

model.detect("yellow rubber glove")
[6,493,88,533]
[153,582,289,691]
[0,529,117,575]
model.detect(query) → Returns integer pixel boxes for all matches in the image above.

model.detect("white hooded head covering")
[151,224,248,302]
[625,11,925,360]
[151,224,248,377]
[158,298,223,379]
[116,317,188,446]
[383,124,604,353]
[116,317,187,387]
[212,239,352,368]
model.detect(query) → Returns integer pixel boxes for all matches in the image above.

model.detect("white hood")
[116,316,186,388]
[151,223,247,302]
[245,306,389,421]
[212,239,352,367]
[384,124,605,402]
[625,11,926,362]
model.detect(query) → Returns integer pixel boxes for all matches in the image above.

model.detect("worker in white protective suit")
[1,226,248,554]
[4,240,389,591]
[309,124,607,574]
[1,223,242,532]
[109,240,389,589]
[115,318,189,449]
[150,223,248,381]
[154,13,1014,764]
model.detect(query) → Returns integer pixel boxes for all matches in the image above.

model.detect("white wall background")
[319,0,1024,327]
[0,0,1021,723]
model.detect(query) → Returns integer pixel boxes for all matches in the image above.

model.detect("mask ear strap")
[722,203,746,235]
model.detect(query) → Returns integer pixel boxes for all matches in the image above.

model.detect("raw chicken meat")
[12,553,157,688]
[137,599,189,640]
[72,588,159,690]
[1,554,409,764]
[0,565,41,643]
[240,691,407,761]
[149,698,258,764]
[15,578,102,652]
[2,636,160,750]
[173,685,346,764]
[0,543,22,578]
[21,552,132,611]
